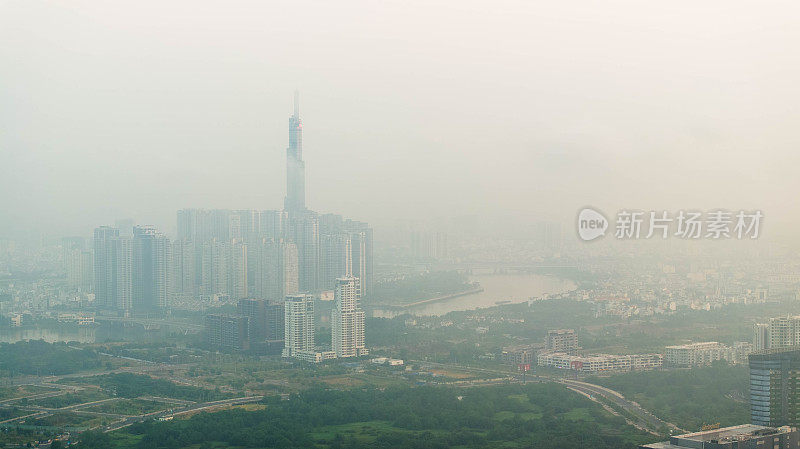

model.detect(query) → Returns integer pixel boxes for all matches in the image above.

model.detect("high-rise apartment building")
[113,236,133,315]
[169,239,197,300]
[201,239,248,300]
[754,323,770,351]
[205,314,249,351]
[282,293,315,358]
[258,210,288,241]
[238,298,285,351]
[264,300,285,342]
[253,239,299,301]
[290,213,319,292]
[62,237,92,291]
[93,226,119,309]
[346,224,373,299]
[769,316,800,349]
[132,226,169,313]
[320,233,352,291]
[331,277,367,358]
[238,298,268,342]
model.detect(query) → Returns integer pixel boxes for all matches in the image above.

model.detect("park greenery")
[75,383,656,449]
[587,362,749,431]
[0,340,101,376]
[72,373,231,402]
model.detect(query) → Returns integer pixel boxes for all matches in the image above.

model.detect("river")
[371,273,576,317]
[0,322,172,344]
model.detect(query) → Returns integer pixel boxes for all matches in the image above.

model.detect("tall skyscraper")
[132,226,169,313]
[331,277,367,358]
[64,237,93,292]
[284,90,305,213]
[320,233,352,291]
[201,239,248,300]
[749,348,800,427]
[253,239,298,301]
[113,235,133,315]
[169,239,197,300]
[346,223,373,299]
[93,226,119,310]
[290,213,319,292]
[283,293,315,358]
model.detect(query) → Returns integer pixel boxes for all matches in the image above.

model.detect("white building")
[664,342,736,367]
[331,277,367,358]
[768,316,800,349]
[282,293,315,359]
[537,351,662,373]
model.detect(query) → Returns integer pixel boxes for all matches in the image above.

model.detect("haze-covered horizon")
[3,0,800,244]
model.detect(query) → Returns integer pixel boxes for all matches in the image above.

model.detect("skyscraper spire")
[285,91,306,213]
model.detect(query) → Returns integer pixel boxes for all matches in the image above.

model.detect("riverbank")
[371,273,577,317]
[374,286,485,310]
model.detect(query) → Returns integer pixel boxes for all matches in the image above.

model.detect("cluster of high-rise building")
[93,225,169,316]
[274,276,368,362]
[206,276,367,362]
[200,93,369,362]
[91,93,373,326]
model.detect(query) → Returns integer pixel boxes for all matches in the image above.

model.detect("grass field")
[29,388,110,408]
[84,398,174,416]
[0,384,59,401]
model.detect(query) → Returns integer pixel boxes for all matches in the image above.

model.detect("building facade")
[545,329,578,353]
[205,314,250,351]
[749,348,800,427]
[283,294,315,358]
[331,277,367,358]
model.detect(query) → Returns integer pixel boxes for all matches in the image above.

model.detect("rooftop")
[642,424,794,449]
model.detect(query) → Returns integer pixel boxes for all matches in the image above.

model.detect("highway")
[557,379,685,435]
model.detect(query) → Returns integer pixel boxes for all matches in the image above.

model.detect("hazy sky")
[2,0,800,241]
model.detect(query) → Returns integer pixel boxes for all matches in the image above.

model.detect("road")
[101,395,264,432]
[558,378,685,434]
